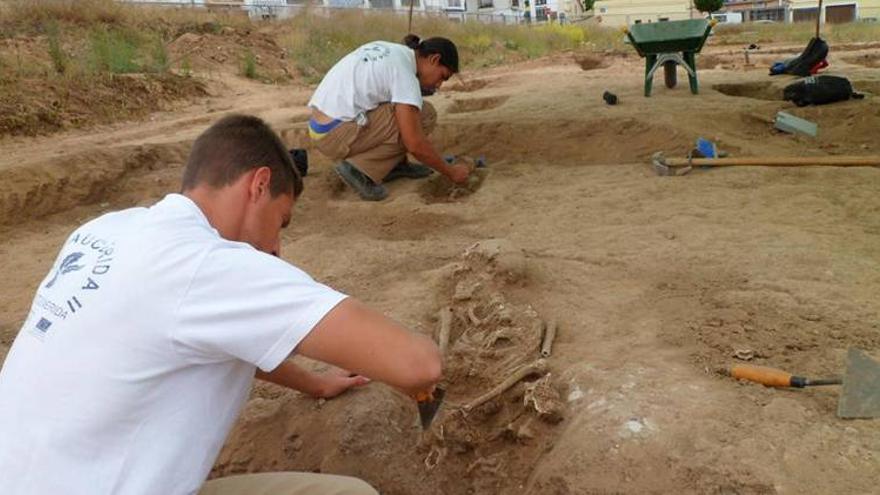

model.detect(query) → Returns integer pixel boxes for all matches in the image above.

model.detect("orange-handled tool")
[414,387,445,430]
[731,364,841,388]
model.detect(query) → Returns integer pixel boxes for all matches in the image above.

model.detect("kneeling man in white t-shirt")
[308,34,473,201]
[0,114,442,495]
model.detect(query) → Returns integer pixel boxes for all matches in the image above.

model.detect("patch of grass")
[88,26,140,74]
[0,0,124,37]
[179,55,192,77]
[0,0,247,39]
[241,49,258,79]
[46,20,66,74]
[280,9,623,82]
[147,34,169,73]
[711,21,880,46]
[826,21,880,43]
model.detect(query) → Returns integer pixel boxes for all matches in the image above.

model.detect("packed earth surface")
[2,25,879,495]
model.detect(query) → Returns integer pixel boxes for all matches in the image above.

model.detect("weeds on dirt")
[241,49,258,79]
[148,34,170,73]
[88,27,140,74]
[0,0,124,37]
[712,21,880,45]
[46,21,66,74]
[179,55,193,77]
[0,0,247,38]
[281,9,622,83]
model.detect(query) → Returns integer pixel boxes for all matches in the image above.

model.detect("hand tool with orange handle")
[728,348,880,419]
[730,364,841,388]
[415,386,445,430]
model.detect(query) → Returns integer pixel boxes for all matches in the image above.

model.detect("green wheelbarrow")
[624,19,715,97]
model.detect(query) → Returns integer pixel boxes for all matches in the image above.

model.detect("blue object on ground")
[695,138,717,159]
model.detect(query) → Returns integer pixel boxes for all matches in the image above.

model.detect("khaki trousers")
[313,102,437,183]
[199,472,379,495]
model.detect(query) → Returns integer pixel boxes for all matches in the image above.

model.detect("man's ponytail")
[402,34,459,74]
[403,34,421,50]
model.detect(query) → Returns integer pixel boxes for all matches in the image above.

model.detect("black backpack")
[783,37,829,77]
[783,75,864,106]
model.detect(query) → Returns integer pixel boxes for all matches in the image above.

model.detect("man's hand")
[315,368,370,399]
[256,361,370,399]
[446,162,472,184]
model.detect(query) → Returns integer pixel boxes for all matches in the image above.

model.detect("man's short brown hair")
[182,114,303,198]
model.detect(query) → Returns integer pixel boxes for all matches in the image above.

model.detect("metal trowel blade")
[418,387,446,429]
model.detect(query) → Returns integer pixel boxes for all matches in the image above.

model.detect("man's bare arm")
[294,298,442,396]
[395,104,470,183]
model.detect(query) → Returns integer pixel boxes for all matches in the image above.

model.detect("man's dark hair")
[403,34,459,74]
[182,114,303,198]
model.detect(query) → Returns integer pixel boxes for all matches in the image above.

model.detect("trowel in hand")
[415,387,445,429]
[730,348,880,419]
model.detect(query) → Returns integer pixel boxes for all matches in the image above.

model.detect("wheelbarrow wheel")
[663,61,677,89]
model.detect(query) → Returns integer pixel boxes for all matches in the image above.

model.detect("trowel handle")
[414,390,434,403]
[731,365,842,388]
[732,365,799,387]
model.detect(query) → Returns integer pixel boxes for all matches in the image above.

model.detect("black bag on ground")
[783,75,862,106]
[786,37,828,76]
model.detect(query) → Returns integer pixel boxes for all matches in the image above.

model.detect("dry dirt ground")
[1,39,879,495]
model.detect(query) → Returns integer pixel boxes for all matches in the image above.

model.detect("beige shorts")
[313,101,437,183]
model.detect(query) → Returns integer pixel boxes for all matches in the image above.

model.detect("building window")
[535,0,546,5]
[752,7,784,21]
[478,0,493,7]
[447,0,463,7]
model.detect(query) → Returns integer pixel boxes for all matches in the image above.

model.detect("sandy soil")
[1,40,879,495]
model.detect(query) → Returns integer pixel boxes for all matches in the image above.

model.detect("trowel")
[415,386,445,429]
[730,348,880,419]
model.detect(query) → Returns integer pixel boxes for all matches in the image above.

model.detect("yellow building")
[592,0,696,26]
[863,0,880,18]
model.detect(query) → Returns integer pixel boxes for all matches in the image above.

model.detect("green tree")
[694,0,724,15]
[582,0,595,11]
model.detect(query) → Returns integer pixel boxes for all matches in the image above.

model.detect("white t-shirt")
[0,194,347,495]
[308,40,423,122]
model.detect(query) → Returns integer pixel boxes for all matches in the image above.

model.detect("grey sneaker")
[383,160,434,182]
[335,161,388,201]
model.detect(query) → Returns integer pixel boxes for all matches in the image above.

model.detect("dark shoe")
[335,162,387,201]
[289,148,308,177]
[384,160,434,182]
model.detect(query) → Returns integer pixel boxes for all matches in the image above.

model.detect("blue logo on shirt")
[45,252,85,288]
[360,44,391,63]
[35,317,53,332]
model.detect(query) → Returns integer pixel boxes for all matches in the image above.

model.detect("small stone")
[733,349,755,361]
